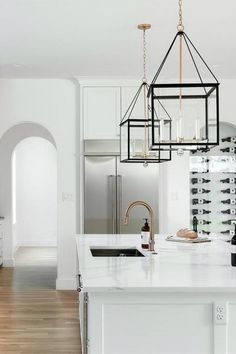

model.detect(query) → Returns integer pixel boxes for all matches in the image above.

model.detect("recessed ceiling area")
[0,0,234,79]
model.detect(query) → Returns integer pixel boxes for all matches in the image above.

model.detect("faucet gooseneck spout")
[124,201,156,253]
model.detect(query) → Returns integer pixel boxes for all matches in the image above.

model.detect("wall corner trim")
[3,258,15,267]
[56,277,76,290]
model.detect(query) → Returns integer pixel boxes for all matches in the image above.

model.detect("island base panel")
[79,291,236,354]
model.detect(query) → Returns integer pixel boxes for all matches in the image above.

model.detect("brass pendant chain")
[143,28,148,158]
[138,24,151,158]
[178,0,184,32]
[142,28,147,84]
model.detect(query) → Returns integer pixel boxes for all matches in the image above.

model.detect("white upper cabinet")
[83,86,121,139]
[121,86,145,120]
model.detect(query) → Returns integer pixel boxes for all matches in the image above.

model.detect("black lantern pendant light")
[120,24,172,165]
[148,0,220,154]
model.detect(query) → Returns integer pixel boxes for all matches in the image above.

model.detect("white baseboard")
[56,277,76,290]
[17,240,57,247]
[3,258,15,267]
[13,245,19,254]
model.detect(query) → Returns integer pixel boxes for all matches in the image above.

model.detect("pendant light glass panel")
[120,83,172,163]
[149,81,219,150]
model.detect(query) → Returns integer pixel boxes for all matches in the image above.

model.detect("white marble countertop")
[76,234,236,292]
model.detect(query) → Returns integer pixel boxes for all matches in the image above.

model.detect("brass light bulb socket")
[177,24,184,32]
[138,24,151,31]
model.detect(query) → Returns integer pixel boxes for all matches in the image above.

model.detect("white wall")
[0,77,234,288]
[13,137,57,247]
[0,79,77,289]
[159,152,190,234]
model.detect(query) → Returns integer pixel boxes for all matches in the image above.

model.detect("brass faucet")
[124,201,156,253]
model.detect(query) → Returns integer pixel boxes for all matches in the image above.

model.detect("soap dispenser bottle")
[141,218,150,249]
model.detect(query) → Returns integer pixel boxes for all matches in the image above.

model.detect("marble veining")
[76,234,236,292]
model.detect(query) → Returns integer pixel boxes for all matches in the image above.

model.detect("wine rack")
[190,123,236,239]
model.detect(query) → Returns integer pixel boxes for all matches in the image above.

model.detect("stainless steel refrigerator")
[84,141,159,234]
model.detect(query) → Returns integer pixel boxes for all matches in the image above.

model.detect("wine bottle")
[221,188,236,194]
[192,199,211,205]
[192,216,198,232]
[221,199,236,205]
[200,230,210,235]
[198,158,210,163]
[198,220,211,225]
[231,224,236,266]
[221,209,236,215]
[222,171,236,174]
[221,230,235,236]
[220,147,236,153]
[222,137,236,143]
[192,209,211,215]
[200,147,210,153]
[191,188,210,195]
[222,219,236,225]
[220,177,236,183]
[191,178,210,184]
[221,230,230,235]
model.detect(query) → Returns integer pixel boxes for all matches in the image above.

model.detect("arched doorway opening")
[12,137,57,249]
[0,122,57,287]
[12,137,57,287]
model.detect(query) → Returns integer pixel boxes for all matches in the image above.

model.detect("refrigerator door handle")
[108,175,116,234]
[116,175,122,234]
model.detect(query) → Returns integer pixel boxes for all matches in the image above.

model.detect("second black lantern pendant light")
[120,24,172,165]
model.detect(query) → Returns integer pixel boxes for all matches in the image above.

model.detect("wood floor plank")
[0,247,81,354]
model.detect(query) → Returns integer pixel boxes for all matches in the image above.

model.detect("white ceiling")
[0,0,235,79]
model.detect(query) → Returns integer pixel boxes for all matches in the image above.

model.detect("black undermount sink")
[90,247,145,257]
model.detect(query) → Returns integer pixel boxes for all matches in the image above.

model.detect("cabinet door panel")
[84,156,116,234]
[83,87,120,139]
[102,303,213,354]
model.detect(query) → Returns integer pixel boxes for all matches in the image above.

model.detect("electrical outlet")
[62,192,74,202]
[214,303,228,325]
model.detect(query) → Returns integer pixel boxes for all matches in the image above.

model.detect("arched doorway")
[0,122,57,277]
[12,137,57,249]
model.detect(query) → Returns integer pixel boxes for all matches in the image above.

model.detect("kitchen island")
[76,234,236,354]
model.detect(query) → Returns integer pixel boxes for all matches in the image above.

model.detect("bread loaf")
[177,228,198,239]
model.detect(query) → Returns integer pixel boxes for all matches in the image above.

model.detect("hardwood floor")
[0,248,81,354]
